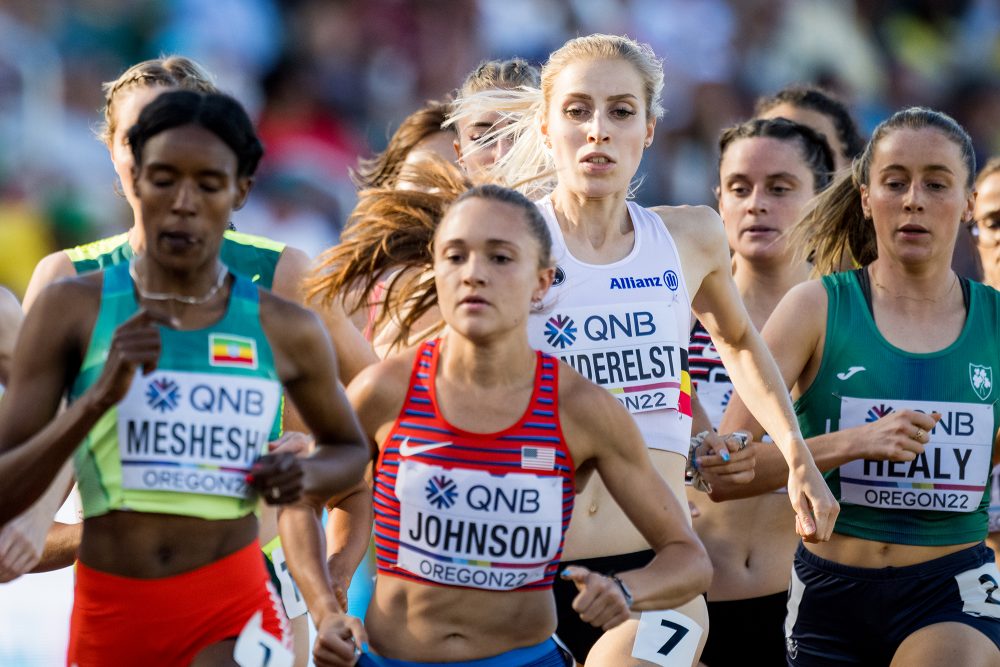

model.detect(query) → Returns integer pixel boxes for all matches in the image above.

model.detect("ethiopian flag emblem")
[209,334,257,369]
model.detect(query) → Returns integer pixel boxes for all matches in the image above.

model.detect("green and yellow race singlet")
[796,271,1000,546]
[69,262,283,520]
[66,230,285,289]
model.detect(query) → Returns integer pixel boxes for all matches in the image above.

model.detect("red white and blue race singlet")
[373,340,575,591]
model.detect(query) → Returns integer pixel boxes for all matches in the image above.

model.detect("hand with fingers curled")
[560,566,633,632]
[89,308,178,410]
[269,431,316,458]
[246,453,305,505]
[689,431,756,492]
[313,613,368,667]
[787,459,840,544]
[853,409,941,462]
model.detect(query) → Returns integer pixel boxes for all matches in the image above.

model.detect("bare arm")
[670,207,837,540]
[710,282,934,499]
[0,279,169,524]
[261,295,369,630]
[560,369,712,626]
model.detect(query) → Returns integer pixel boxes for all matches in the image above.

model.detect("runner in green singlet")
[716,108,1000,665]
[0,90,369,666]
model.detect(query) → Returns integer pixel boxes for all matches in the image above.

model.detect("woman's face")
[542,58,654,200]
[718,136,817,264]
[758,103,848,171]
[109,85,171,212]
[434,197,553,342]
[134,124,250,272]
[972,171,1000,286]
[455,109,514,176]
[860,127,974,268]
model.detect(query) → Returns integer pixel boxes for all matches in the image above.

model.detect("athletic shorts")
[701,590,787,666]
[552,550,654,663]
[785,542,1000,666]
[67,539,290,666]
[356,638,572,666]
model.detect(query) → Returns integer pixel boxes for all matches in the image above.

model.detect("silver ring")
[270,486,281,501]
[914,428,925,441]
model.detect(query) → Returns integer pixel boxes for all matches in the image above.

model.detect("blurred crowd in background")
[0,0,997,297]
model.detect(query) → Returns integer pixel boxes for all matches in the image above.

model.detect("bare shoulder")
[771,279,828,329]
[24,250,76,312]
[258,288,325,349]
[346,347,415,436]
[24,272,103,344]
[649,204,726,252]
[273,244,311,303]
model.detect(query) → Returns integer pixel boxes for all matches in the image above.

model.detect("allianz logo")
[610,270,679,291]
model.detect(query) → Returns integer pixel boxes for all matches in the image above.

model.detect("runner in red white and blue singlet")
[373,339,575,592]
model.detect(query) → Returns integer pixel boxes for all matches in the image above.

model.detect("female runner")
[970,158,1000,558]
[0,90,369,666]
[318,184,711,667]
[686,117,835,665]
[754,84,865,172]
[458,33,837,665]
[720,108,1000,665]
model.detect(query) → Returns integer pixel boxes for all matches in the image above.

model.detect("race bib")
[395,460,562,590]
[838,397,993,513]
[532,302,684,415]
[631,610,703,666]
[117,370,281,498]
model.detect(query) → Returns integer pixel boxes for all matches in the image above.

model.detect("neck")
[437,330,535,389]
[732,254,811,328]
[127,218,146,254]
[550,186,631,250]
[132,255,227,302]
[867,257,959,314]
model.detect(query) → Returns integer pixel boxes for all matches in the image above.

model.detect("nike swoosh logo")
[397,437,454,457]
[836,366,866,381]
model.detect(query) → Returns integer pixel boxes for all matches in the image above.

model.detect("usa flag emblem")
[521,446,555,471]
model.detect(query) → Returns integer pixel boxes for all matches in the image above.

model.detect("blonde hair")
[458,58,540,97]
[99,56,216,146]
[450,34,663,197]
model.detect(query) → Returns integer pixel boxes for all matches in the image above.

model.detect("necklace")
[129,258,229,305]
[870,266,958,304]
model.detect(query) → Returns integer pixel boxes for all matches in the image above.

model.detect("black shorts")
[552,550,655,664]
[785,542,1000,666]
[701,590,787,666]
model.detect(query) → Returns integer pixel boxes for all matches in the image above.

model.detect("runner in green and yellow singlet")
[0,91,369,667]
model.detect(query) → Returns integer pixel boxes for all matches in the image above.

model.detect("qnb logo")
[545,314,577,349]
[146,377,181,413]
[866,403,894,422]
[663,270,679,292]
[425,475,458,510]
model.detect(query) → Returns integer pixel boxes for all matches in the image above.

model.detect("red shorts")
[67,539,290,666]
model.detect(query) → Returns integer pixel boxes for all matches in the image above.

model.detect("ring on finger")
[913,427,925,441]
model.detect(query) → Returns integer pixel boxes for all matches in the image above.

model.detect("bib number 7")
[631,609,703,666]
